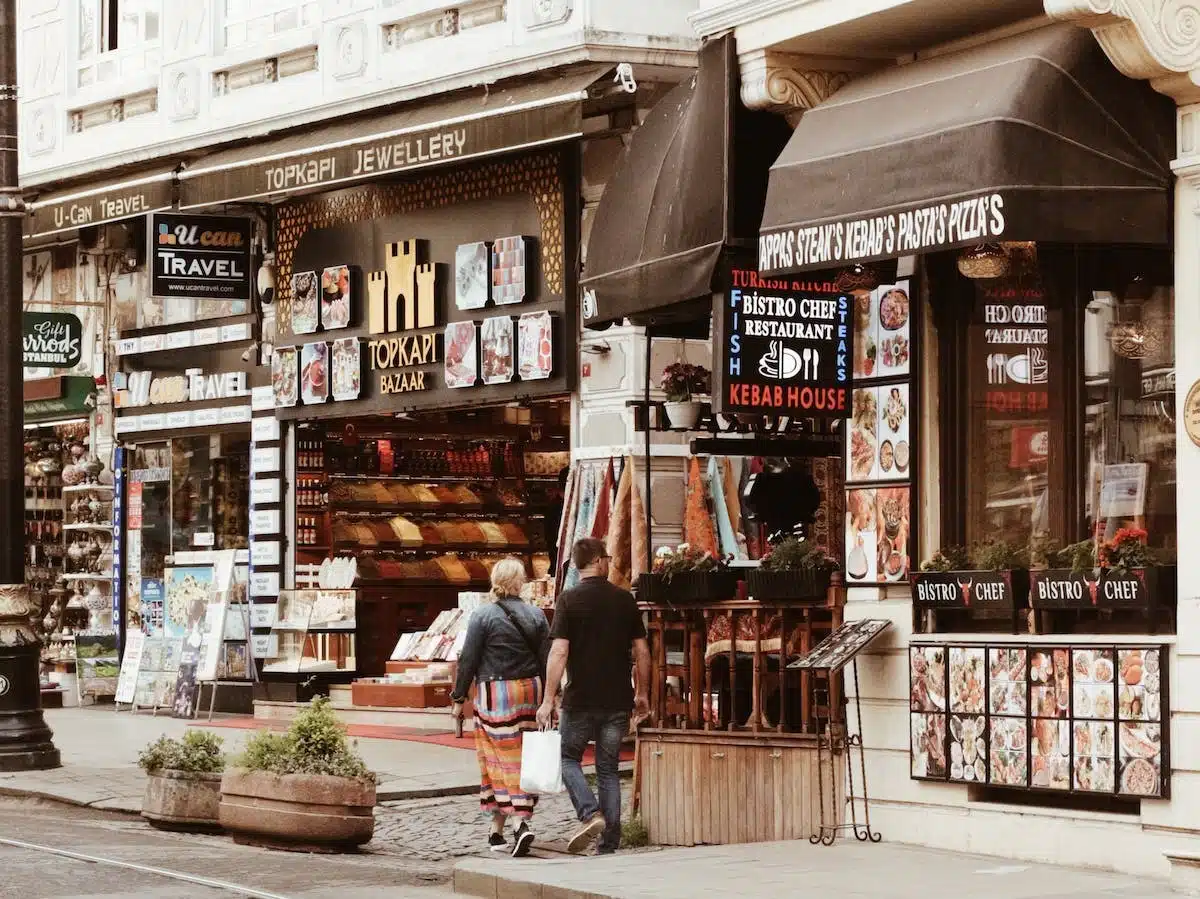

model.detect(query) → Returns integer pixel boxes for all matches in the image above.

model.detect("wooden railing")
[640,586,845,735]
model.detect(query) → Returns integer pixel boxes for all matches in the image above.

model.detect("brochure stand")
[199,599,256,721]
[788,619,892,846]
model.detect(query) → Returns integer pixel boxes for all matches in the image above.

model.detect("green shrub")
[137,730,225,779]
[760,537,839,573]
[236,696,376,783]
[620,816,649,849]
[920,545,971,572]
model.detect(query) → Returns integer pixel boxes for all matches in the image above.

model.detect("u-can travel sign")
[718,269,852,417]
[150,213,253,302]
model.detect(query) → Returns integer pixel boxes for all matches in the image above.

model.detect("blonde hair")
[489,557,527,600]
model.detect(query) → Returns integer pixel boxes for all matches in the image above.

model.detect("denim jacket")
[451,599,550,702]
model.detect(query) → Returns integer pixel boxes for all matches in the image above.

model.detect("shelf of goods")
[351,607,470,709]
[288,430,561,683]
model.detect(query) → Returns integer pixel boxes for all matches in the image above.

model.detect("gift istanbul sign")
[718,269,852,417]
[759,192,1006,274]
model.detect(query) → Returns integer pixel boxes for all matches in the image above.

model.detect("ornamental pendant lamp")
[957,243,1009,280]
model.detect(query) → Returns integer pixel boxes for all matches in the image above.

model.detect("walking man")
[537,537,651,855]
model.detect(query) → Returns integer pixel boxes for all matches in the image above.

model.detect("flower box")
[746,568,832,602]
[637,570,739,603]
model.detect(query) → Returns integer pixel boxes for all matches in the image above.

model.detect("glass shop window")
[933,245,1176,632]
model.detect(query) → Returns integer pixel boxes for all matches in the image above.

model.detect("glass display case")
[264,589,357,675]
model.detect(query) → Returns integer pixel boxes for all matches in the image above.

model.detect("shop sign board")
[758,190,1006,275]
[114,368,249,408]
[251,479,281,506]
[25,177,174,240]
[1028,569,1154,610]
[23,311,83,368]
[910,570,1019,610]
[250,571,280,598]
[150,213,253,302]
[716,268,852,417]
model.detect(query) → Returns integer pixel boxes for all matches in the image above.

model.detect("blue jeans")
[559,709,627,853]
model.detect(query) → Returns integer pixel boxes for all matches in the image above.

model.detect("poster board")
[115,629,146,705]
[134,636,184,711]
[196,601,228,682]
[76,633,120,700]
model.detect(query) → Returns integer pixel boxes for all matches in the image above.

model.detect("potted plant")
[219,696,377,851]
[748,537,839,601]
[637,543,738,602]
[660,362,710,429]
[138,730,225,832]
[911,541,1029,609]
[1029,532,1170,610]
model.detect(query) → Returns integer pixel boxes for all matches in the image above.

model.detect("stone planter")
[218,768,376,852]
[141,770,222,832]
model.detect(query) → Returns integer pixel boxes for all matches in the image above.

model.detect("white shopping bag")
[520,729,564,794]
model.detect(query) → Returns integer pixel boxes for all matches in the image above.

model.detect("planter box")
[1029,567,1162,611]
[351,680,452,709]
[910,569,1029,611]
[636,570,739,603]
[219,769,375,852]
[142,770,222,832]
[746,569,831,602]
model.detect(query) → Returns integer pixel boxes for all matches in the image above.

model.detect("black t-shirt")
[550,576,646,712]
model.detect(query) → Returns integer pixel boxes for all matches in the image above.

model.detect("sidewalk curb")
[454,856,638,899]
[0,785,140,817]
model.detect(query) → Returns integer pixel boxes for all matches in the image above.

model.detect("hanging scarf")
[683,456,718,557]
[607,458,634,590]
[590,458,615,542]
[630,455,650,583]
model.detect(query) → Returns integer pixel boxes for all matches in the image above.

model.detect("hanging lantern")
[957,244,1009,280]
[834,263,881,293]
[1109,320,1162,359]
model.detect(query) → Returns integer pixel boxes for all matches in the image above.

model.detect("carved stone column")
[0,0,58,772]
[738,50,862,123]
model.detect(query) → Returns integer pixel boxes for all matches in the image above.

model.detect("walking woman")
[451,558,549,857]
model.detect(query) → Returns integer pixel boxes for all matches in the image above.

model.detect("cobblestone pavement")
[371,782,634,862]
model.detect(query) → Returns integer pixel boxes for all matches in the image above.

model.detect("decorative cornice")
[1046,0,1200,103]
[739,49,854,121]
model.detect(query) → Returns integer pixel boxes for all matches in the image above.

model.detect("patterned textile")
[554,464,581,596]
[590,458,614,542]
[607,458,633,590]
[564,464,597,589]
[709,456,741,559]
[684,457,718,556]
[474,675,544,819]
[629,456,649,582]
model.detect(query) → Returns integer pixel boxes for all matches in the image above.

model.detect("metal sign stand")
[789,618,892,846]
[202,601,257,721]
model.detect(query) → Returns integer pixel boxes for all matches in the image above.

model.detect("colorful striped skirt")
[474,675,543,819]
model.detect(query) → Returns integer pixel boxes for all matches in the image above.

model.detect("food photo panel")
[320,265,352,330]
[1118,648,1161,722]
[876,281,911,377]
[300,342,329,404]
[272,346,298,408]
[455,242,490,311]
[444,321,478,388]
[848,387,879,482]
[1030,717,1071,790]
[879,384,911,479]
[949,713,987,783]
[989,718,1028,787]
[1118,722,1162,796]
[1072,648,1115,720]
[910,645,946,713]
[1029,649,1070,719]
[851,290,878,378]
[1073,720,1116,792]
[331,337,362,402]
[481,316,515,385]
[949,647,985,714]
[518,311,553,380]
[988,647,1027,716]
[291,270,319,334]
[844,488,877,583]
[911,712,948,779]
[875,486,910,582]
[491,236,529,306]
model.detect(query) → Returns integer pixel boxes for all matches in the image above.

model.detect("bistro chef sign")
[717,269,851,417]
[759,192,1006,275]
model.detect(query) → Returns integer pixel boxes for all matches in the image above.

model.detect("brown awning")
[758,24,1175,276]
[179,67,611,209]
[581,36,791,327]
[24,168,176,242]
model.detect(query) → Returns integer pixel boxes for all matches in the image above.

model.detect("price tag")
[166,330,194,350]
[251,634,279,658]
[251,509,281,536]
[165,410,192,430]
[251,386,275,411]
[220,323,251,343]
[139,413,166,432]
[193,407,220,428]
[219,405,252,425]
[250,602,277,629]
[140,334,166,353]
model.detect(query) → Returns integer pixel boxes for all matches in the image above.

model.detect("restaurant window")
[931,245,1175,631]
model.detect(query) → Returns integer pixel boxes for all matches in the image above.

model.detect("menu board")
[788,619,890,672]
[844,280,914,586]
[909,642,1167,798]
[717,268,852,418]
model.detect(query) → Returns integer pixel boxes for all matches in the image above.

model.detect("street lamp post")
[0,0,59,772]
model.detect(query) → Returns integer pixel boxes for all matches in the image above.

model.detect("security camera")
[241,341,260,363]
[257,259,277,306]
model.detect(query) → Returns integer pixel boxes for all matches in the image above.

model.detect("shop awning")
[24,168,176,242]
[179,66,612,209]
[581,36,791,328]
[757,24,1175,276]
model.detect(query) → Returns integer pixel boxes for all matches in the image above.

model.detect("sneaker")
[488,832,507,852]
[567,814,606,854]
[512,822,535,858]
